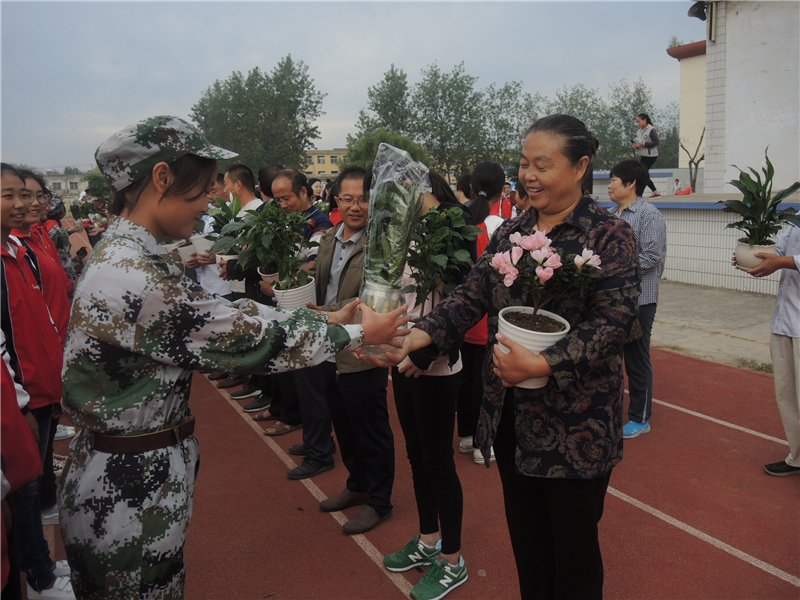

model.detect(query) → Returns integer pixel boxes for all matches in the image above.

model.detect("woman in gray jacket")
[633,113,661,197]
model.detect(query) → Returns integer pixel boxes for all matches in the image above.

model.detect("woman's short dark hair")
[455,173,472,197]
[257,164,284,199]
[637,113,653,126]
[111,154,217,216]
[525,114,599,195]
[1,163,24,183]
[470,161,505,224]
[610,159,648,197]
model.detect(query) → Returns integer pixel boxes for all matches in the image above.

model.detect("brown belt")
[89,416,196,454]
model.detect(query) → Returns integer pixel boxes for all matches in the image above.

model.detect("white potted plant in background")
[719,149,800,270]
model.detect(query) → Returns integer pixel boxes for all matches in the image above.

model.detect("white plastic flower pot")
[497,306,570,389]
[175,244,196,263]
[734,239,777,271]
[217,254,239,265]
[273,276,316,310]
[257,268,279,283]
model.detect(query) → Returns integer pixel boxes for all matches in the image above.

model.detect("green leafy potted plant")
[490,231,602,388]
[718,149,800,270]
[209,199,318,309]
[402,205,481,316]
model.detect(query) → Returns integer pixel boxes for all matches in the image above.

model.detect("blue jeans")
[19,405,55,591]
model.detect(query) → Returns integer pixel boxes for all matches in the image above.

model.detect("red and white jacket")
[0,239,63,410]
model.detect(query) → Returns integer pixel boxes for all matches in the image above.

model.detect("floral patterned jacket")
[416,196,640,479]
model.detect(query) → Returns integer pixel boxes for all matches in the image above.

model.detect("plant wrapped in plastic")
[210,199,317,291]
[717,148,800,246]
[403,206,481,312]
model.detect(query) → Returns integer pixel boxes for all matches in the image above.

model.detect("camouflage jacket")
[62,216,363,435]
[45,220,78,287]
[416,197,640,479]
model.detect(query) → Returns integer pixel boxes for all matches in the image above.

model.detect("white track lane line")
[608,487,800,588]
[626,390,788,446]
[218,385,414,597]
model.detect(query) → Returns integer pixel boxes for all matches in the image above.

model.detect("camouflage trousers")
[58,430,200,599]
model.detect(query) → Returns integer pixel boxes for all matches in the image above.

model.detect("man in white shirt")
[746,223,800,476]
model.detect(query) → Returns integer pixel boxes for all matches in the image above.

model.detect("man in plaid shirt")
[607,160,667,439]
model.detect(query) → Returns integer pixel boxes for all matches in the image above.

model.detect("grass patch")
[734,358,774,374]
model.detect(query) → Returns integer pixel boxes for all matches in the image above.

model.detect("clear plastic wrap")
[358,143,430,356]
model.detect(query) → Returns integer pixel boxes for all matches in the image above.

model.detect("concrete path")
[652,280,776,370]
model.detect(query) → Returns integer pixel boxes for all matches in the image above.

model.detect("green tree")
[63,166,83,175]
[346,128,430,169]
[81,168,113,203]
[355,64,413,136]
[191,55,325,171]
[653,101,680,168]
[411,62,485,179]
[481,82,538,165]
[603,78,659,169]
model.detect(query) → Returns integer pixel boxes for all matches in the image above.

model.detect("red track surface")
[48,349,798,599]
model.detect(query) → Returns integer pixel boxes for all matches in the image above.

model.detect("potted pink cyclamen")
[491,230,602,388]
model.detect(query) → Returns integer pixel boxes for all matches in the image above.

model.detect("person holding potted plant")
[384,170,479,600]
[361,114,640,600]
[607,160,667,439]
[56,116,410,599]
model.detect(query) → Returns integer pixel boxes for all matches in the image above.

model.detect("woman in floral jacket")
[365,114,640,599]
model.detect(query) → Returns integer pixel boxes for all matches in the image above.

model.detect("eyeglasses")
[336,196,368,207]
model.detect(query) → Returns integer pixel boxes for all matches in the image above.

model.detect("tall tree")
[481,82,539,165]
[346,128,430,169]
[604,78,659,169]
[190,55,325,171]
[355,64,413,136]
[411,62,485,179]
[653,101,680,168]
[63,166,83,175]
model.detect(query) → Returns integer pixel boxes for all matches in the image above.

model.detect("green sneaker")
[383,535,441,572]
[410,555,468,600]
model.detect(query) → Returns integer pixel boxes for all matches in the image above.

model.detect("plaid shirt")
[608,197,666,305]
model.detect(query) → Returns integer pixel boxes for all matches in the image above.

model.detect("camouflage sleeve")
[134,273,363,373]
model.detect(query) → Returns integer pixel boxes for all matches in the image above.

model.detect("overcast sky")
[1,0,705,171]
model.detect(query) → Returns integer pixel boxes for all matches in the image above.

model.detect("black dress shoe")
[217,374,248,389]
[242,393,272,412]
[764,460,800,476]
[342,505,392,535]
[289,441,337,457]
[319,488,369,513]
[287,458,334,480]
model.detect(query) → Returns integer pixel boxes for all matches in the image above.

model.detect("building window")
[318,171,325,175]
[317,156,325,164]
[52,182,62,190]
[306,156,313,165]
[342,156,349,163]
[70,181,79,190]
[330,155,338,164]
[331,170,338,175]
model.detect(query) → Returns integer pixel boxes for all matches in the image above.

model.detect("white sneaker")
[27,576,75,599]
[473,447,496,465]
[458,436,474,454]
[51,560,70,577]
[54,425,76,441]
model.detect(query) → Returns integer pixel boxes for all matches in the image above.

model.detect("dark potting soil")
[504,311,566,333]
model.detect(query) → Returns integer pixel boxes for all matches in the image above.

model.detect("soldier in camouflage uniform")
[57,116,408,600]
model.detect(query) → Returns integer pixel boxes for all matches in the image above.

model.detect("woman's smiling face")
[518,131,587,217]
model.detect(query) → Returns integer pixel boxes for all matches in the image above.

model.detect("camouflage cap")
[95,115,237,192]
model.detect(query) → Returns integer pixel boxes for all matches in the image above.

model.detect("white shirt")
[771,224,800,338]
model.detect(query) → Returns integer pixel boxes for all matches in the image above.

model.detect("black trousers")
[269,372,301,426]
[38,416,59,510]
[456,342,485,440]
[640,155,658,192]
[294,364,334,463]
[392,369,463,555]
[326,363,394,515]
[624,303,657,424]
[494,392,611,600]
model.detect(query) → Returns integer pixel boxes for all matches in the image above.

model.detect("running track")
[47,348,799,599]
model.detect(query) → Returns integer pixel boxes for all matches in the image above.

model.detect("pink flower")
[544,252,562,269]
[511,246,524,265]
[509,232,523,245]
[530,248,550,264]
[536,266,554,283]
[503,268,519,287]
[491,251,513,272]
[575,248,602,270]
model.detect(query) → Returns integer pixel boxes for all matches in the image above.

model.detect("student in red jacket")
[0,164,71,599]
